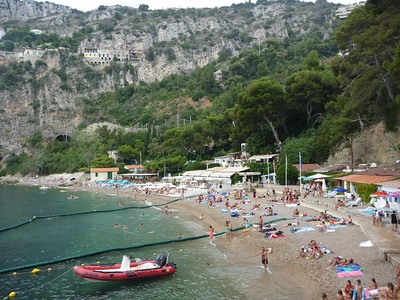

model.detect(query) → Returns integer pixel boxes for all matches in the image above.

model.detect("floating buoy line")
[0,193,288,298]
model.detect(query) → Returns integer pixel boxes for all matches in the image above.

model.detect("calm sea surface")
[0,185,246,299]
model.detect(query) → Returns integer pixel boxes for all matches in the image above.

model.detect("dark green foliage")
[25,132,43,148]
[245,162,272,176]
[91,154,116,168]
[145,47,155,61]
[354,183,377,203]
[4,154,31,175]
[275,162,298,185]
[139,4,149,11]
[1,1,399,177]
[0,40,15,51]
[99,18,116,33]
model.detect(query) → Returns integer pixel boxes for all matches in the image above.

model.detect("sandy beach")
[11,174,400,300]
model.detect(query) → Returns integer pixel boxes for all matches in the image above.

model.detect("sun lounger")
[345,198,363,207]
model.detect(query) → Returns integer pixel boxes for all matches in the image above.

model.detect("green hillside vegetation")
[1,0,399,182]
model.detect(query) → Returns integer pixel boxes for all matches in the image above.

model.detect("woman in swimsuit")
[342,280,354,300]
[380,282,397,299]
[329,256,354,266]
[261,247,268,273]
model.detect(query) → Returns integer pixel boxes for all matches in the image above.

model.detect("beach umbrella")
[389,191,400,197]
[371,191,388,197]
[333,186,347,193]
[221,192,228,196]
[308,173,331,179]
[302,176,314,181]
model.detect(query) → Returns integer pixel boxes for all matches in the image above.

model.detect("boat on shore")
[73,253,176,282]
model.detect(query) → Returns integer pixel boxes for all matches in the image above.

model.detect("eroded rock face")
[326,123,400,166]
[0,1,342,158]
[0,0,72,21]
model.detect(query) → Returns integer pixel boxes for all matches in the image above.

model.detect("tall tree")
[334,1,400,127]
[286,69,340,126]
[234,77,287,150]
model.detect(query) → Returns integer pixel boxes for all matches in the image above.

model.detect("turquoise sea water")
[0,185,246,299]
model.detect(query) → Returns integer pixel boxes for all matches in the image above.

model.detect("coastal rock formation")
[326,123,400,166]
[0,0,71,22]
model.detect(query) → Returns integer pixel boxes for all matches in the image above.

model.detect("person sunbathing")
[265,230,284,238]
[328,256,354,266]
[281,221,299,227]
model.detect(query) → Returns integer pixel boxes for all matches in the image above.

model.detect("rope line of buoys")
[0,198,183,233]
[0,217,287,275]
[4,267,73,300]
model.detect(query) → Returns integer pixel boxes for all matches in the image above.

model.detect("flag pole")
[299,152,302,191]
[285,155,288,188]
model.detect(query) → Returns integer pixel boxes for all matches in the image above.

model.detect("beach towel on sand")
[336,264,363,278]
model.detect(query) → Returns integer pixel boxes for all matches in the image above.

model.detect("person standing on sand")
[372,210,376,226]
[229,220,233,239]
[343,280,354,300]
[259,216,264,232]
[352,279,365,300]
[225,221,230,239]
[261,247,268,273]
[209,226,214,245]
[390,210,398,231]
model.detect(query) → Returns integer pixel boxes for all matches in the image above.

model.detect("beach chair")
[345,198,363,207]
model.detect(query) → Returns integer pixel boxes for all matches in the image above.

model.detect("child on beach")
[209,226,214,245]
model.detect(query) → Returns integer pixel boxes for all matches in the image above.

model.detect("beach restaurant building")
[90,167,119,181]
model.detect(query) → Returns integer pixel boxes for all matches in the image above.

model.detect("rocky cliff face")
[0,0,338,158]
[0,0,71,22]
[0,50,135,157]
[326,123,400,167]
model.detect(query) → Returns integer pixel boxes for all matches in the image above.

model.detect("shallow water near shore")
[0,184,317,299]
[0,185,251,299]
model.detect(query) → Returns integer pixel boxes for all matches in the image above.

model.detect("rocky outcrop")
[326,123,400,166]
[0,0,340,157]
[0,0,72,22]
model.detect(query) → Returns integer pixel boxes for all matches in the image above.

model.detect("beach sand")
[14,175,399,300]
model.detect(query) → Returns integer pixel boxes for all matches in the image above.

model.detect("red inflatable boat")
[73,253,176,282]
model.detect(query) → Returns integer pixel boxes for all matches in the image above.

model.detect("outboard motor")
[155,253,167,267]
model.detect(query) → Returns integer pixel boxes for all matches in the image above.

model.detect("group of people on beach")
[321,262,400,299]
[197,185,399,299]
